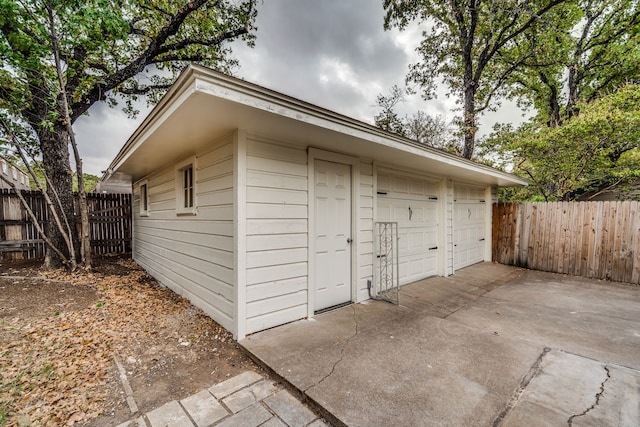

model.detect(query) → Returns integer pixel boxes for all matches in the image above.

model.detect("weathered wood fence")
[0,189,132,261]
[493,202,640,284]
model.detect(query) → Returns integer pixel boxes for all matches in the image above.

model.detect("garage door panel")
[396,230,437,253]
[377,172,440,285]
[454,191,487,270]
[400,253,438,283]
[403,227,437,253]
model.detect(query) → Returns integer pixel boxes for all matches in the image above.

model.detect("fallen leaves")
[0,258,238,426]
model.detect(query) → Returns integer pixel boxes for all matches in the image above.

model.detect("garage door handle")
[479,238,485,241]
[429,246,438,250]
[376,254,386,258]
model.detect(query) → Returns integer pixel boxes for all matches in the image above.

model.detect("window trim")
[139,180,150,217]
[175,156,197,215]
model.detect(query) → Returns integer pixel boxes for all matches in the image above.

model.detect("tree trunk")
[39,124,77,268]
[462,82,476,160]
[47,4,92,269]
[567,66,578,111]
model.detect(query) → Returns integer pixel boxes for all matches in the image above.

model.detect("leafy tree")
[482,85,640,201]
[373,84,407,136]
[383,0,572,159]
[24,163,100,192]
[0,0,257,267]
[404,111,459,153]
[373,86,459,153]
[78,173,100,192]
[510,0,640,126]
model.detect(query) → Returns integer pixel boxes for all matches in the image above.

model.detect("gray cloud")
[74,0,523,175]
[74,101,146,176]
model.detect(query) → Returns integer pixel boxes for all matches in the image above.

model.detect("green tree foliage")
[510,0,640,126]
[0,0,256,265]
[383,0,571,159]
[373,84,407,136]
[482,85,640,201]
[404,111,460,154]
[25,162,99,192]
[373,85,459,153]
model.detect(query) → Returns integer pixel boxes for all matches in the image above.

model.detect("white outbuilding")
[103,65,526,339]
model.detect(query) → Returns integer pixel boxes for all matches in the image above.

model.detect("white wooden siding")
[358,161,374,302]
[245,135,309,334]
[132,134,236,333]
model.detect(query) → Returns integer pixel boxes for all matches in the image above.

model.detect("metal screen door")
[374,222,399,304]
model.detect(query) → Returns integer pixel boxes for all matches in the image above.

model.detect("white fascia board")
[191,68,527,187]
[103,66,200,181]
[105,64,526,187]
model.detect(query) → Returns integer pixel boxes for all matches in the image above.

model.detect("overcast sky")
[74,0,527,176]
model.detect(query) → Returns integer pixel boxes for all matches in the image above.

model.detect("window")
[1,161,7,174]
[176,157,196,215]
[182,167,193,208]
[139,181,149,216]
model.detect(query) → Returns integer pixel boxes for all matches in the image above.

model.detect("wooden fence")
[493,201,640,284]
[0,189,131,261]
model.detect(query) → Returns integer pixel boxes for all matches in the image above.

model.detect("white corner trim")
[438,179,448,277]
[484,186,493,262]
[233,130,248,340]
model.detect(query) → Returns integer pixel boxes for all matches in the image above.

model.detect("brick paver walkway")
[117,371,328,427]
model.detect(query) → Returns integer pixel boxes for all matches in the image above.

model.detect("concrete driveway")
[240,263,640,426]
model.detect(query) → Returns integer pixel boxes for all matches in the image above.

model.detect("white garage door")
[377,172,440,285]
[454,185,487,270]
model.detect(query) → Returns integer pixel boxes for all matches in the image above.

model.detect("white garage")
[454,185,489,270]
[104,65,528,339]
[376,171,440,285]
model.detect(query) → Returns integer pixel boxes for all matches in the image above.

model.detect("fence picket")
[493,201,639,284]
[0,189,131,261]
[632,201,640,284]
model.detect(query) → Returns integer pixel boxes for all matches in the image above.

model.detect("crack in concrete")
[567,365,611,426]
[492,347,551,427]
[304,305,359,393]
[443,303,469,319]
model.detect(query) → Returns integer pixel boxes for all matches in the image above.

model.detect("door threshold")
[314,301,352,315]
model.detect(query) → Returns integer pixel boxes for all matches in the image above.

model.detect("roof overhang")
[103,64,527,187]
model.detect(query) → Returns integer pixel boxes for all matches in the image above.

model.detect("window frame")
[175,156,197,215]
[139,180,150,217]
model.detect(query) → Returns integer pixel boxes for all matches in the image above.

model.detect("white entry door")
[314,160,352,311]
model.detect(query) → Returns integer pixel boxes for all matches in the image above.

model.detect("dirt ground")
[0,257,261,427]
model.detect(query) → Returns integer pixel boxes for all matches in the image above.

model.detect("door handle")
[347,238,353,243]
